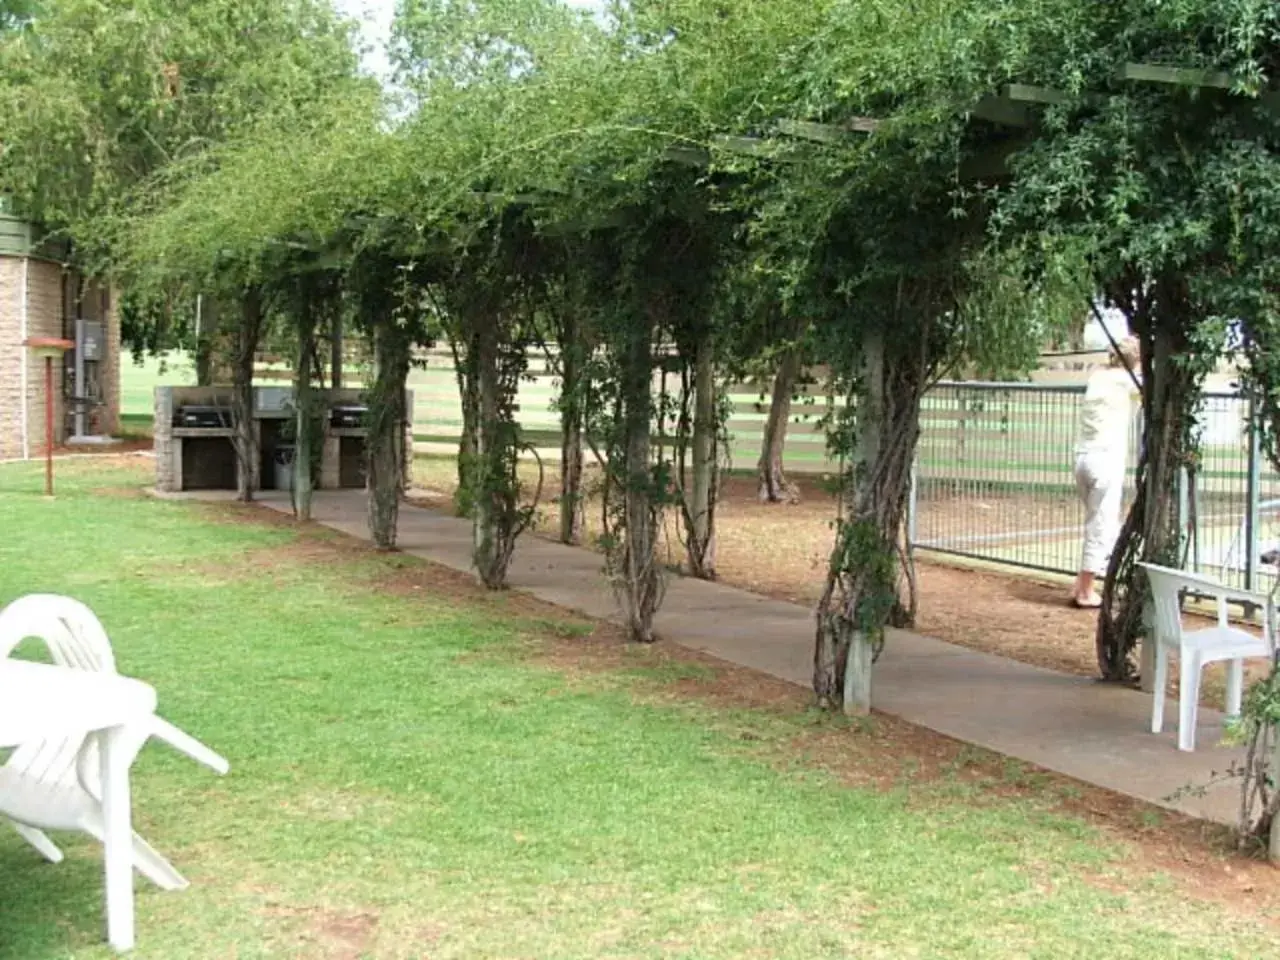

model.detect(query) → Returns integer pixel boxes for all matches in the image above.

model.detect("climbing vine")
[438,209,549,589]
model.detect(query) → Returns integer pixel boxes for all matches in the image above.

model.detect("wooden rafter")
[1005,83,1068,105]
[775,117,881,142]
[1118,62,1234,90]
[1008,63,1274,105]
[971,95,1031,128]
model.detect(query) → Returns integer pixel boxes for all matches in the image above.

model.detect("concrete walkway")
[250,489,1244,826]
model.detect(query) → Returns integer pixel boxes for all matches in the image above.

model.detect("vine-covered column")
[608,306,664,642]
[1096,276,1210,682]
[468,312,535,589]
[366,319,411,549]
[673,317,722,580]
[555,308,589,545]
[231,288,264,502]
[292,300,318,520]
[814,326,928,713]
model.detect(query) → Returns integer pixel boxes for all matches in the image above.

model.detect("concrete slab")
[247,489,1244,826]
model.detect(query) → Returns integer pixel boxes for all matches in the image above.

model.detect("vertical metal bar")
[907,458,919,547]
[73,317,86,439]
[1247,395,1261,592]
[44,355,55,497]
[1176,465,1190,571]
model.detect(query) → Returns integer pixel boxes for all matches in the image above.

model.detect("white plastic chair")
[0,594,229,890]
[1139,563,1274,752]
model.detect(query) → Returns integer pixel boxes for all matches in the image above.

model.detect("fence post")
[1247,396,1262,593]
[1176,465,1193,572]
[907,458,919,549]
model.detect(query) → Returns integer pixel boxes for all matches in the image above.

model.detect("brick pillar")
[154,388,176,491]
[103,286,122,436]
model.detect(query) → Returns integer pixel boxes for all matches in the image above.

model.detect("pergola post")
[24,336,74,497]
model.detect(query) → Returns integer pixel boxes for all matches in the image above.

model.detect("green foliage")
[0,0,362,258]
[828,519,897,638]
[0,0,35,33]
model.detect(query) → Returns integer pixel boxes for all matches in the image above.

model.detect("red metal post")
[44,355,54,496]
[24,337,73,497]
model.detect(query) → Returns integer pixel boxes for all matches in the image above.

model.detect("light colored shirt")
[1076,367,1140,458]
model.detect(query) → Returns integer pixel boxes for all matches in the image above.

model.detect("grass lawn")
[1,458,1277,958]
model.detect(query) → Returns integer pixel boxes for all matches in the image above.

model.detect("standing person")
[1071,336,1142,608]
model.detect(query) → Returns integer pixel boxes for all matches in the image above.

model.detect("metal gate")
[907,381,1278,592]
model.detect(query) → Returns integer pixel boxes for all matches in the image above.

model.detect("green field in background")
[118,353,1260,482]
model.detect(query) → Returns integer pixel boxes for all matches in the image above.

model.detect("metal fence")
[908,381,1280,592]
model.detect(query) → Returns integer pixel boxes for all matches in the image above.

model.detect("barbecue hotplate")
[330,405,368,429]
[174,405,232,429]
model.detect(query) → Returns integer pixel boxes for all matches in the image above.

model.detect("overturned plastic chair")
[0,594,228,890]
[1139,564,1274,752]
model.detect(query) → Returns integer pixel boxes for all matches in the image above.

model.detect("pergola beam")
[1009,64,1274,105]
[711,134,779,158]
[1119,62,1234,90]
[1005,83,1068,105]
[432,59,1280,241]
[971,95,1031,128]
[775,119,847,144]
[665,145,710,167]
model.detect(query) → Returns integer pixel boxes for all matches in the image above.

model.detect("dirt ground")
[706,474,1111,676]
[705,474,1270,702]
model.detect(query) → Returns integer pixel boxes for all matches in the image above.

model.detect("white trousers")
[1075,453,1124,575]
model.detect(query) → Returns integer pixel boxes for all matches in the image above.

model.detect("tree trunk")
[367,322,411,549]
[292,308,317,521]
[330,307,344,391]
[1266,729,1280,863]
[195,296,218,387]
[616,316,662,643]
[451,336,480,519]
[758,346,800,503]
[814,327,926,713]
[1096,284,1199,681]
[230,291,263,502]
[558,317,586,545]
[685,329,718,578]
[471,320,515,588]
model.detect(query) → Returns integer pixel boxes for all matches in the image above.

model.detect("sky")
[334,0,604,80]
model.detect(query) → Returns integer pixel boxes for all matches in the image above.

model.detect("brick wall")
[0,257,23,460]
[0,257,124,459]
[0,256,67,459]
[103,286,121,435]
[24,260,67,454]
[154,387,176,491]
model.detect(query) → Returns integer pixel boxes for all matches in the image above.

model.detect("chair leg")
[1225,659,1245,717]
[1178,653,1202,752]
[150,717,229,775]
[1151,645,1169,734]
[128,832,189,891]
[9,821,64,864]
[82,819,190,891]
